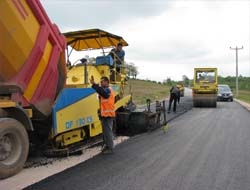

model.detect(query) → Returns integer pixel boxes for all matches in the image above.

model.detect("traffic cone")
[163,123,169,133]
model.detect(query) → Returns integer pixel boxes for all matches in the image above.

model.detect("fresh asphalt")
[24,94,250,190]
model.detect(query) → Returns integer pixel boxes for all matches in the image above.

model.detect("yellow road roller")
[192,68,218,107]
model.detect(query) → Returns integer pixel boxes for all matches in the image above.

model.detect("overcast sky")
[41,0,250,82]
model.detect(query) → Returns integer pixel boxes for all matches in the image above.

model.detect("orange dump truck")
[0,0,67,178]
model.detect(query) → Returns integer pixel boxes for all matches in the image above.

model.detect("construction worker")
[109,42,125,73]
[90,76,115,154]
[168,85,180,113]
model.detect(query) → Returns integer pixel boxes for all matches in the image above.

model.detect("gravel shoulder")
[0,137,129,190]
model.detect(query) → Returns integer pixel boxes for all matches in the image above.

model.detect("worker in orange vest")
[90,75,115,154]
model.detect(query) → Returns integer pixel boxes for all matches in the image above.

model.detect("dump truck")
[0,0,133,179]
[192,68,218,107]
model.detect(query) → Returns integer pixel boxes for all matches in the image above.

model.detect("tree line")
[162,75,250,91]
[217,75,250,90]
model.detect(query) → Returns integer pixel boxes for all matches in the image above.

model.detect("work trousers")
[101,117,114,150]
[168,93,177,112]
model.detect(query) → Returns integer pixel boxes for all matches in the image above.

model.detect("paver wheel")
[0,118,29,179]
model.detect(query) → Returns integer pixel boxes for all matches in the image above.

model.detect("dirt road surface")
[24,98,250,190]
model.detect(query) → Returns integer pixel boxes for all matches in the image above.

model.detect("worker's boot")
[101,145,108,152]
[102,148,114,154]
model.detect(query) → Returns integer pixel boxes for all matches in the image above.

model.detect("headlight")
[218,93,222,96]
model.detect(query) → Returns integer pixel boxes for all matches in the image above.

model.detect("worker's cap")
[117,42,123,46]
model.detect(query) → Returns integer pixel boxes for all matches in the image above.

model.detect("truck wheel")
[0,118,29,179]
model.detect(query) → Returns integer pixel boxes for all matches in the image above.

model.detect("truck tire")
[0,118,29,179]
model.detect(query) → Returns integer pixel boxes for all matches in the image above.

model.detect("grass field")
[124,79,171,105]
[237,90,250,103]
[124,79,250,105]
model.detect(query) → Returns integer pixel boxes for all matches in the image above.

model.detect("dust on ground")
[0,136,129,190]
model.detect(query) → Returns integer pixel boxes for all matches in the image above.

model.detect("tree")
[125,62,138,79]
[163,77,172,86]
[182,75,190,86]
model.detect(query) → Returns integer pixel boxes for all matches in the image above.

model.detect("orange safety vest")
[100,87,115,117]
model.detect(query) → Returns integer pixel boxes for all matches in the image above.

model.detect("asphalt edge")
[234,99,250,112]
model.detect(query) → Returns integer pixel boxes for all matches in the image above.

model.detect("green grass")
[124,79,171,105]
[123,79,250,105]
[236,90,250,103]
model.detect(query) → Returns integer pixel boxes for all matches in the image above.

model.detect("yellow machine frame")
[51,29,132,147]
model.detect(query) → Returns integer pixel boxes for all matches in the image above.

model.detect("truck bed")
[0,0,66,116]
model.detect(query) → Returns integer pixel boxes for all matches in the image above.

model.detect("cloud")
[122,1,249,81]
[41,0,169,31]
[41,0,250,81]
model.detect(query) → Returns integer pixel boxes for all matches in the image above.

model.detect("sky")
[41,0,250,82]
